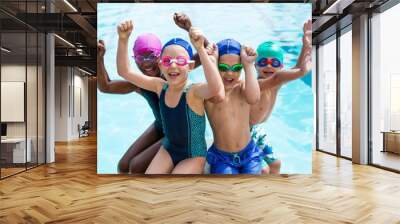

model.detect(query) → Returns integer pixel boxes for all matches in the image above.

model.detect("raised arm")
[189,27,224,100]
[295,20,312,69]
[116,20,164,94]
[240,46,260,105]
[97,40,138,94]
[259,20,312,91]
[173,12,209,68]
[258,68,306,91]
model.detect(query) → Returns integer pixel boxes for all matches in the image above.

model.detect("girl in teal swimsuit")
[116,20,224,174]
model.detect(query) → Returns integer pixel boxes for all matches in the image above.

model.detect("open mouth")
[168,72,180,79]
[223,77,235,84]
[260,71,274,78]
[143,67,157,75]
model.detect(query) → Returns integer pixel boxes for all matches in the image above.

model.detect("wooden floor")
[373,150,400,171]
[1,167,26,178]
[1,163,43,178]
[1,135,400,223]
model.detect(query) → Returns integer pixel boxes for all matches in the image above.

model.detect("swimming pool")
[97,3,313,174]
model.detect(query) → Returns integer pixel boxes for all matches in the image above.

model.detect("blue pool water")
[97,3,313,174]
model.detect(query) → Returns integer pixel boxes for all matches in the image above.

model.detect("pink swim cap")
[133,33,162,56]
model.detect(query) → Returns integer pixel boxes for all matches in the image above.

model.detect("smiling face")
[135,51,161,77]
[159,45,193,87]
[255,63,283,80]
[218,54,242,90]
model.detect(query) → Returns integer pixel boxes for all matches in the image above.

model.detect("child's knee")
[271,160,281,169]
[261,165,270,174]
[118,159,130,173]
[129,158,144,174]
[270,160,281,174]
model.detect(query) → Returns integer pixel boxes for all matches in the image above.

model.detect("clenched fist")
[240,46,257,66]
[173,12,192,31]
[117,20,134,40]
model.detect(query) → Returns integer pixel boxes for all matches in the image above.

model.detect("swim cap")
[162,38,193,59]
[256,41,284,63]
[217,38,241,57]
[133,33,162,56]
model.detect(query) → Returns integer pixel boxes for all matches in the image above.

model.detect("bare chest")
[207,90,250,122]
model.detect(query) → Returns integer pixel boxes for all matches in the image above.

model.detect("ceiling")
[0,0,395,75]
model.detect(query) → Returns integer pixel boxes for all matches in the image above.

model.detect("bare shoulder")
[154,78,167,96]
[258,79,281,93]
[258,86,280,104]
[187,83,207,103]
[187,83,205,116]
[188,83,205,97]
[189,82,205,90]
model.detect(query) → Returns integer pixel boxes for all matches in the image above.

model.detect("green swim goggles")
[218,63,243,72]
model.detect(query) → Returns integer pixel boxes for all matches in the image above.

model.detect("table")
[381,131,400,154]
[1,138,31,163]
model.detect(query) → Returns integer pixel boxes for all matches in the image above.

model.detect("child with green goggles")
[217,63,243,72]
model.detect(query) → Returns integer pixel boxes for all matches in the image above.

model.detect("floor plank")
[1,135,399,223]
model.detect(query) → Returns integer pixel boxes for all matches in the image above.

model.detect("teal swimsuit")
[139,89,163,133]
[159,84,207,165]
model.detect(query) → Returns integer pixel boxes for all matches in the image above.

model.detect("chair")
[79,121,90,138]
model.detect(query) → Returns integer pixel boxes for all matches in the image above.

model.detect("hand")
[97,40,106,57]
[173,12,192,31]
[206,43,218,63]
[302,19,312,53]
[296,19,312,74]
[117,20,134,40]
[240,46,257,66]
[189,27,205,50]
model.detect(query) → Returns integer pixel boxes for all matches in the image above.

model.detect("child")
[116,20,224,174]
[97,36,164,174]
[98,26,207,174]
[250,20,312,174]
[205,38,263,174]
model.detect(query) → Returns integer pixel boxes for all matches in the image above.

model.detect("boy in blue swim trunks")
[250,20,312,174]
[174,14,263,174]
[204,38,263,174]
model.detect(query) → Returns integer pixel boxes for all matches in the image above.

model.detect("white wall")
[55,66,69,141]
[1,64,45,164]
[73,73,89,138]
[1,65,26,140]
[54,67,89,141]
[1,65,41,137]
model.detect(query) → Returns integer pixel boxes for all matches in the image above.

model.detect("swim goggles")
[218,63,243,72]
[134,52,160,63]
[161,56,193,67]
[256,57,282,68]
